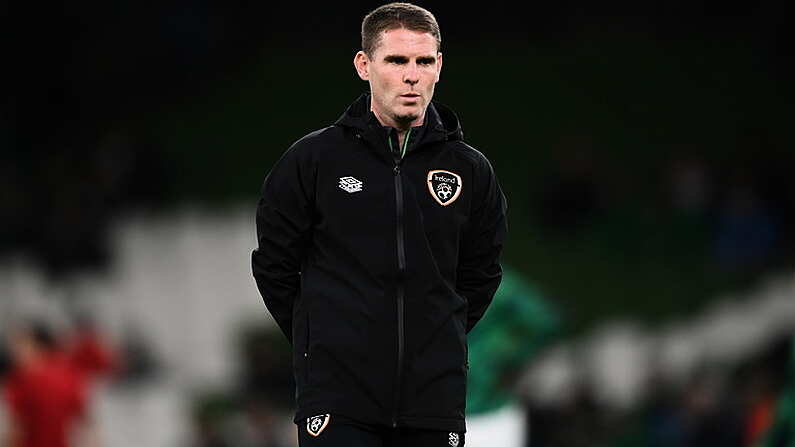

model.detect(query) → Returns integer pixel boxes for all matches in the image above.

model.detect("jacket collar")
[334,92,464,150]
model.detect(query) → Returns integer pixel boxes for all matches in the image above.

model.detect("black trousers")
[297,414,465,447]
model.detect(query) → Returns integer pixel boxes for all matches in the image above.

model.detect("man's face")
[9,331,38,366]
[354,28,442,127]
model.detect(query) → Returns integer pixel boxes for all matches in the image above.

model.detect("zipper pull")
[393,165,400,175]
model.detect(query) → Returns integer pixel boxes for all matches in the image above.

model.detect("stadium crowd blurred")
[526,332,794,447]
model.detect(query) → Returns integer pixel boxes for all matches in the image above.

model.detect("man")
[2,322,96,447]
[251,3,507,446]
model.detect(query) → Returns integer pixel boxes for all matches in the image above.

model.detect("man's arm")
[457,153,508,333]
[71,413,101,447]
[2,381,21,447]
[251,143,315,344]
[2,420,19,447]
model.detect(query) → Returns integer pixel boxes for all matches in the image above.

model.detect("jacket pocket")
[453,314,469,374]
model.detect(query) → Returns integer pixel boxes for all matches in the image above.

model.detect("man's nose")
[403,64,419,85]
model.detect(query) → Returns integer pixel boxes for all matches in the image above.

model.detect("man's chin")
[392,105,423,125]
[394,113,419,125]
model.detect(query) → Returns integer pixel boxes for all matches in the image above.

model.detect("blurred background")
[2,2,793,446]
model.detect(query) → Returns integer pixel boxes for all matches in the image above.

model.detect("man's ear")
[354,51,370,81]
[435,52,443,83]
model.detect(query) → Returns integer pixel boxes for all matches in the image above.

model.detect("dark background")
[4,1,791,334]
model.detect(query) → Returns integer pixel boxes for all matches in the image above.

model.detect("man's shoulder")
[288,125,345,154]
[445,140,493,172]
[267,125,345,174]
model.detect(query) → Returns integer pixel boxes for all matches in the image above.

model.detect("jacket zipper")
[304,313,310,384]
[387,128,411,427]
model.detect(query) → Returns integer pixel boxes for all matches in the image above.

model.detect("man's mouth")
[401,93,420,98]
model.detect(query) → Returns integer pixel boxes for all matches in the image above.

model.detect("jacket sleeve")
[251,142,315,344]
[457,153,508,333]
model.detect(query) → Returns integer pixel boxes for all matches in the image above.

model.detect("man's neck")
[371,104,425,148]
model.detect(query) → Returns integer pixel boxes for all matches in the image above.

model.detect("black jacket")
[251,93,507,432]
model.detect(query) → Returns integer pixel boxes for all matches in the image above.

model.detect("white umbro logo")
[339,176,363,193]
[448,432,459,447]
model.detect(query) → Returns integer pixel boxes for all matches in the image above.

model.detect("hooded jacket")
[251,93,507,432]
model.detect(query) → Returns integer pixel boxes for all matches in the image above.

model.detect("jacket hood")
[334,92,464,144]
